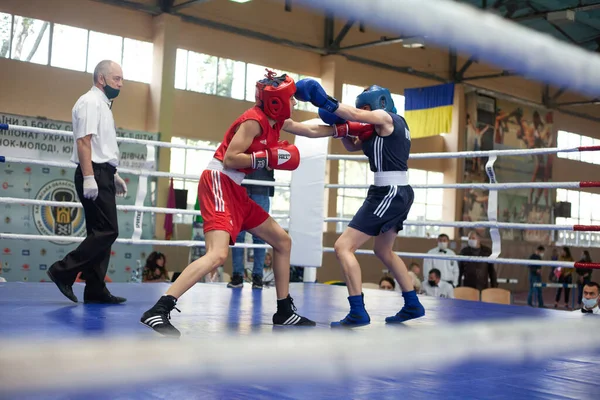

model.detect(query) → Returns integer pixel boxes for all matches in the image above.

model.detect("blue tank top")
[361,113,411,172]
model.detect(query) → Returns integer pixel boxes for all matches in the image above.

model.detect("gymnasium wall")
[1,0,600,287]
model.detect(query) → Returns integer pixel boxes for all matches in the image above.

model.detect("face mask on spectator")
[468,239,478,248]
[582,296,598,309]
[438,242,448,250]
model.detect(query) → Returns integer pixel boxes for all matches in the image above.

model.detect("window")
[86,31,122,74]
[187,52,217,94]
[174,49,320,114]
[122,38,153,83]
[557,130,600,164]
[174,48,188,90]
[245,63,268,101]
[51,24,88,71]
[1,13,12,59]
[336,160,442,237]
[217,57,245,100]
[342,83,405,116]
[11,15,50,65]
[555,189,600,247]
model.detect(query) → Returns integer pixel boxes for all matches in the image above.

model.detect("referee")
[47,60,128,304]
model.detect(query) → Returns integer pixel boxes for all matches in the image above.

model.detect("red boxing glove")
[333,121,375,141]
[251,142,300,171]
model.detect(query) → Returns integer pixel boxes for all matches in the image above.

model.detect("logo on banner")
[33,179,85,244]
[22,250,30,256]
[39,264,47,270]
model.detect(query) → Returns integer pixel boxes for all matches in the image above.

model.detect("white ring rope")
[293,0,600,98]
[0,156,290,188]
[2,197,597,232]
[327,146,600,161]
[2,124,599,160]
[326,181,595,190]
[5,155,595,190]
[1,318,599,394]
[326,217,598,232]
[2,232,598,269]
[0,197,291,219]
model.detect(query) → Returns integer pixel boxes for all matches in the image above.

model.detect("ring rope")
[293,0,600,98]
[326,181,600,190]
[2,123,599,160]
[2,232,599,269]
[0,156,290,188]
[1,318,599,393]
[1,197,596,232]
[324,217,600,232]
[2,155,595,190]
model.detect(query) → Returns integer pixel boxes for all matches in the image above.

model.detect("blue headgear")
[355,85,397,114]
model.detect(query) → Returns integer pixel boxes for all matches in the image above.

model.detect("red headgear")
[256,70,296,123]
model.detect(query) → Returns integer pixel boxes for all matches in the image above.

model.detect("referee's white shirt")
[71,86,119,166]
[421,280,454,299]
[423,247,459,287]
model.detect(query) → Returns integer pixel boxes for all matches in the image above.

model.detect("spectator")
[423,234,459,287]
[554,246,574,309]
[576,250,593,308]
[421,268,454,298]
[379,276,396,291]
[142,251,169,283]
[458,231,498,290]
[263,252,274,285]
[407,262,422,293]
[580,282,600,315]
[548,248,560,282]
[527,245,545,308]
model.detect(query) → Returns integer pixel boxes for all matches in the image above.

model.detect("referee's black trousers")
[50,162,119,297]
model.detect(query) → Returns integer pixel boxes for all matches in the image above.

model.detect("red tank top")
[213,106,283,175]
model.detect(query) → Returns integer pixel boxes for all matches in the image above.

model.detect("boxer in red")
[140,71,341,337]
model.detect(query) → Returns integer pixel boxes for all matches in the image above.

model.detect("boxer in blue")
[295,80,425,327]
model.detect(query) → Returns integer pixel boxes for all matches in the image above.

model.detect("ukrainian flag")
[404,83,454,139]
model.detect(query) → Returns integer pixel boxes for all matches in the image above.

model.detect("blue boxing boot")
[385,290,425,324]
[331,293,371,328]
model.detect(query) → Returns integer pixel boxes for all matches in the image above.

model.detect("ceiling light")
[230,0,252,3]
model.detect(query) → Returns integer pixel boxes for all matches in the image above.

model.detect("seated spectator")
[580,282,600,315]
[407,262,422,293]
[421,268,454,299]
[379,276,396,291]
[263,252,274,285]
[142,251,169,283]
[576,250,593,308]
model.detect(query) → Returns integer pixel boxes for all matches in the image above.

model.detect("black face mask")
[101,76,120,100]
[428,280,437,287]
[103,83,120,100]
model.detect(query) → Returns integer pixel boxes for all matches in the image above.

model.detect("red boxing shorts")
[198,169,270,245]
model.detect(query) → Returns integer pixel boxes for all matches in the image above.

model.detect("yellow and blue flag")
[404,83,454,139]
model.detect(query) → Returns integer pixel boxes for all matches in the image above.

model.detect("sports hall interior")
[1,0,600,292]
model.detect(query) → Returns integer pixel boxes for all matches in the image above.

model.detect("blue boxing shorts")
[348,185,414,236]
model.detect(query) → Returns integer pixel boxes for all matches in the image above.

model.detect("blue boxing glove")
[295,79,340,113]
[318,108,346,125]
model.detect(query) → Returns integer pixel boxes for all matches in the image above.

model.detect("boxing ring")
[3,0,600,398]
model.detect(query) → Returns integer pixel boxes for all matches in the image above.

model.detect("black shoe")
[272,295,316,326]
[140,295,181,337]
[84,294,127,304]
[227,274,244,288]
[252,274,263,289]
[47,269,78,303]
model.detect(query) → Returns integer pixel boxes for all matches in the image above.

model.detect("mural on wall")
[462,92,556,244]
[0,112,158,282]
